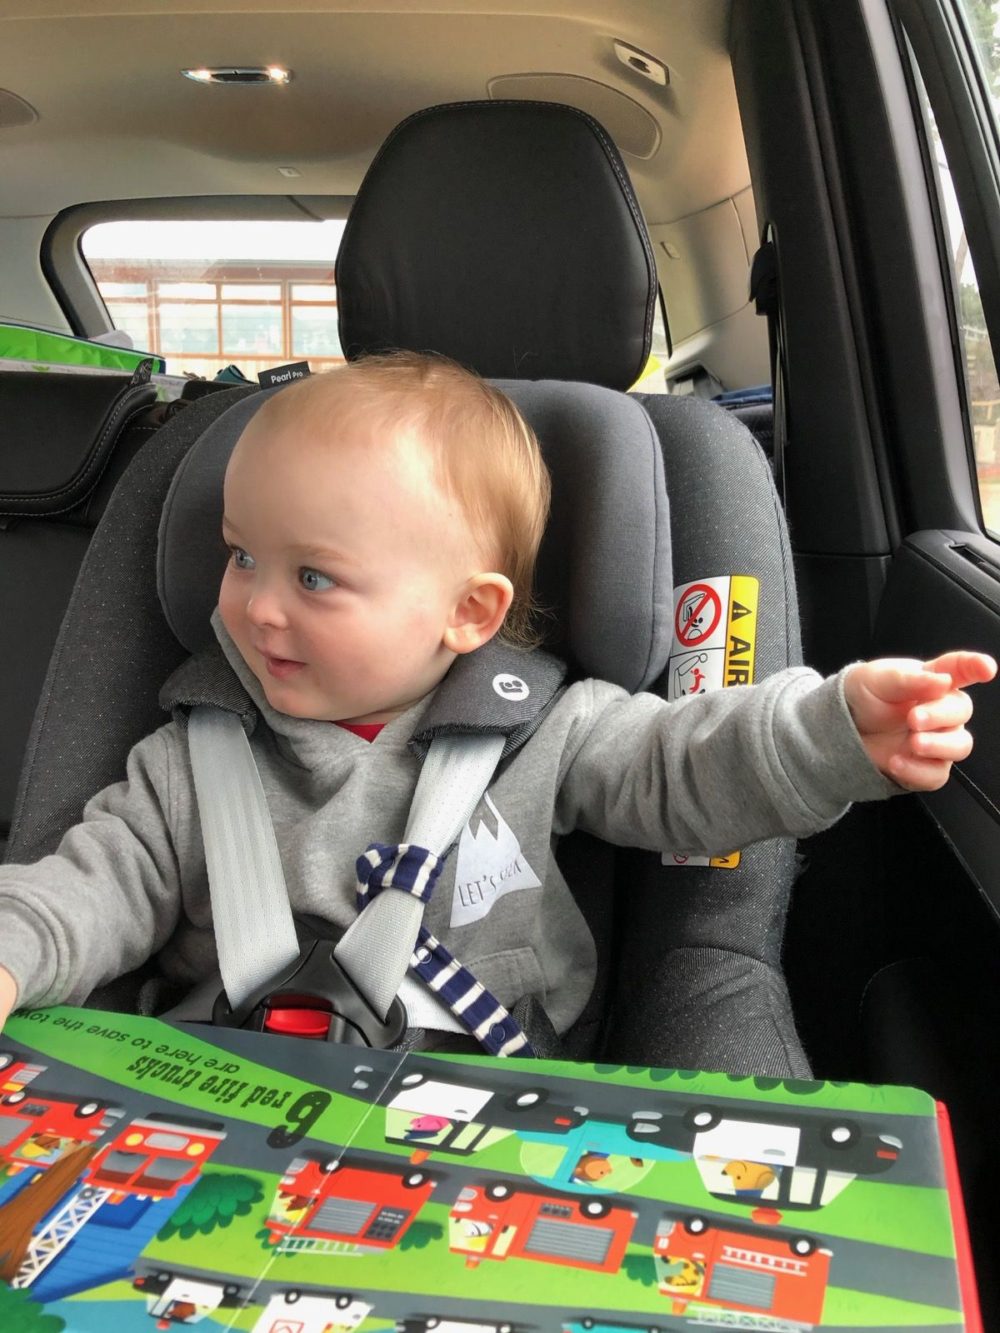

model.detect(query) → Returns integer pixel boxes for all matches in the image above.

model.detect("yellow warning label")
[710,851,741,869]
[723,574,758,688]
[712,577,758,868]
[663,573,760,872]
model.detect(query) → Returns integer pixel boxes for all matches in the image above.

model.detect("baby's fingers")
[886,753,956,791]
[908,689,973,732]
[908,726,973,763]
[925,651,997,689]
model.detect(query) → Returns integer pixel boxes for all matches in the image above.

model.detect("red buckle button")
[263,1005,332,1039]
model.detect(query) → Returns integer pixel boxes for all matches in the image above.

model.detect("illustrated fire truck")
[448,1179,636,1273]
[264,1152,437,1254]
[8,1112,226,1289]
[0,1054,121,1175]
[86,1114,226,1200]
[0,1050,46,1095]
[630,1101,901,1216]
[653,1211,832,1328]
[372,1064,586,1161]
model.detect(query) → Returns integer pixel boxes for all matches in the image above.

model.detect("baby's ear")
[444,573,514,654]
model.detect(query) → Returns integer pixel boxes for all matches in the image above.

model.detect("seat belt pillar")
[750,236,788,506]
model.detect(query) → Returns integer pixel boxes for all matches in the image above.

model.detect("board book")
[0,1006,980,1332]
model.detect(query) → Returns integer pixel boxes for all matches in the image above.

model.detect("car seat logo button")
[492,673,529,701]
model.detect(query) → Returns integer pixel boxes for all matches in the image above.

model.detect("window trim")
[41,195,352,338]
[893,0,1000,539]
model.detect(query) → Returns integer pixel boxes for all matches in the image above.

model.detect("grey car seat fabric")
[5,386,258,870]
[336,99,809,1075]
[0,370,160,857]
[621,393,804,1074]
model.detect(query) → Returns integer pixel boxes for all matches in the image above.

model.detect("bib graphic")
[450,793,541,927]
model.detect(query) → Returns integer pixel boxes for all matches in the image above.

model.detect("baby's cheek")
[217,575,240,636]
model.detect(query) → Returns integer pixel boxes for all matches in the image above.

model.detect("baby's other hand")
[0,966,16,1033]
[844,651,997,790]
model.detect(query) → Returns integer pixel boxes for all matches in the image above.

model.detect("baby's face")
[218,412,479,724]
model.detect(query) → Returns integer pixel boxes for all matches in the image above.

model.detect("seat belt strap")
[333,731,504,1021]
[187,706,300,1008]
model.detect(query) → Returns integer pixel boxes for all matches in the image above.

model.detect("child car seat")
[335,101,808,1076]
[5,102,807,1076]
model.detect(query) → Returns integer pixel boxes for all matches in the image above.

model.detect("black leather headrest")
[159,381,671,692]
[337,101,658,392]
[0,372,157,522]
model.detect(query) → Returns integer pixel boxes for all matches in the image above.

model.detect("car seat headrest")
[158,382,672,692]
[336,101,658,393]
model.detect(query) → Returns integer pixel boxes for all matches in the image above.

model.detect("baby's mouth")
[264,654,305,679]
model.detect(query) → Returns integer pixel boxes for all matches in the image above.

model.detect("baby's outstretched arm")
[844,651,997,789]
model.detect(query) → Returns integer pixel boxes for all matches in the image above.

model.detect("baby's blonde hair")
[255,351,551,649]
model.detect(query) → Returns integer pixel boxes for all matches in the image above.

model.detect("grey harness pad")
[410,638,567,757]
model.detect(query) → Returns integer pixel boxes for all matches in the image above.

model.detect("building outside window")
[83,220,346,380]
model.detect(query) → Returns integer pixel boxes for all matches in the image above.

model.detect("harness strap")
[188,706,300,1007]
[189,706,534,1054]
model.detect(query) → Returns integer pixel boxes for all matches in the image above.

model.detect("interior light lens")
[181,66,292,86]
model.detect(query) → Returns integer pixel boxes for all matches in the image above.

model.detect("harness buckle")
[211,940,408,1048]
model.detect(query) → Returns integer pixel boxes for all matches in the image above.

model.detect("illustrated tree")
[622,1252,657,1286]
[0,1282,65,1333]
[398,1219,444,1251]
[0,1143,97,1283]
[156,1172,264,1241]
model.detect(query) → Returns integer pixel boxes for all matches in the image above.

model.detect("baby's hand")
[0,965,16,1033]
[845,652,996,789]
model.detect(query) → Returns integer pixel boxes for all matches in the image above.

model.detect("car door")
[731,0,1000,1313]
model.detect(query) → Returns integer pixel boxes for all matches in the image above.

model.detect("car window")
[905,2,1000,538]
[920,80,1000,536]
[81,219,346,380]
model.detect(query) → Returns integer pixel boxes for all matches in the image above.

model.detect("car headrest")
[158,381,671,692]
[336,101,658,393]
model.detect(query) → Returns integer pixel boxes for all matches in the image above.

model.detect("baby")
[0,352,993,1061]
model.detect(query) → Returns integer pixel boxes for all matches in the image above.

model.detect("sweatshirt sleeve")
[0,723,186,1010]
[554,666,901,854]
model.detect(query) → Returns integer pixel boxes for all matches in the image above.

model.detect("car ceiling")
[0,0,748,227]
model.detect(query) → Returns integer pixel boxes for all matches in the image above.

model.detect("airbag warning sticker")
[663,574,759,869]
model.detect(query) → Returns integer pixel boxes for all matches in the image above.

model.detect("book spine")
[936,1099,983,1333]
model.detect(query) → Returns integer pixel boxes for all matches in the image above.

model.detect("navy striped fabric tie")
[355,842,535,1057]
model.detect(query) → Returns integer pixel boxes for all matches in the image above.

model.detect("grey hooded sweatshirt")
[0,619,896,1031]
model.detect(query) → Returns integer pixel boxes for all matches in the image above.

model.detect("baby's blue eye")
[231,546,254,570]
[299,567,335,592]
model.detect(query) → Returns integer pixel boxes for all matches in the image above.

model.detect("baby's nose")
[245,585,288,627]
